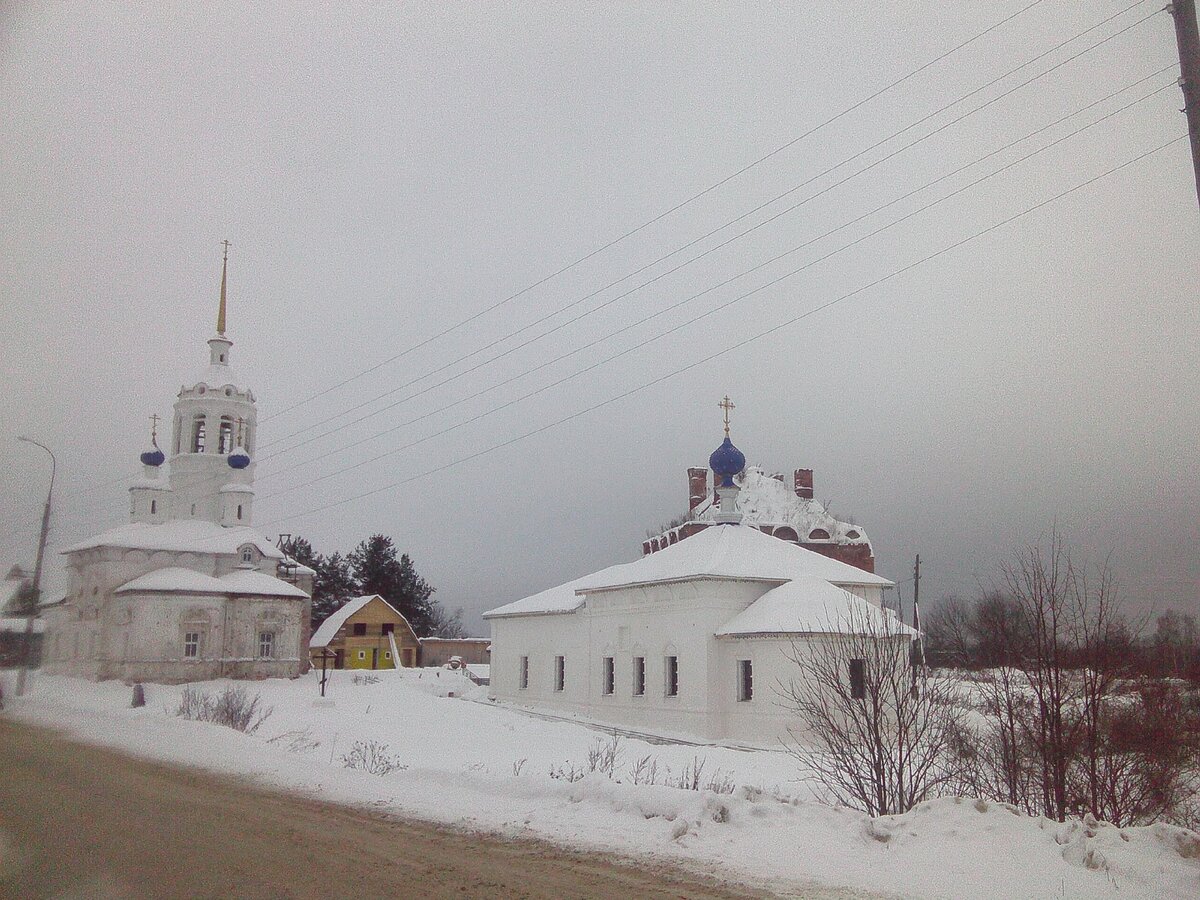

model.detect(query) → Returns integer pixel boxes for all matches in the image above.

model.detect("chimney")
[688,467,708,512]
[794,468,814,500]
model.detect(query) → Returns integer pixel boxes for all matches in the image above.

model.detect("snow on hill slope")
[4,670,1197,899]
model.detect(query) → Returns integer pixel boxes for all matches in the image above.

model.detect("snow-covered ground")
[3,668,1197,899]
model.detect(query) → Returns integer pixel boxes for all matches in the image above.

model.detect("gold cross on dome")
[149,413,160,443]
[719,395,735,436]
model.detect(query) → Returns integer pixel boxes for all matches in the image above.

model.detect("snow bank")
[3,670,1196,899]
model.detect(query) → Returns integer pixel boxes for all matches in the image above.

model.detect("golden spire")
[217,239,231,335]
[719,394,736,437]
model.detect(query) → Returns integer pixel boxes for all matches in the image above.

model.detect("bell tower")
[167,241,258,525]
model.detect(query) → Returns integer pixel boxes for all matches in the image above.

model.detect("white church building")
[484,420,914,746]
[42,247,313,683]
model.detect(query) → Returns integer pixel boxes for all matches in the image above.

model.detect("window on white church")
[520,655,530,690]
[150,500,156,515]
[553,655,564,692]
[258,632,275,659]
[236,504,243,521]
[602,657,615,695]
[632,656,645,696]
[184,632,200,658]
[737,659,753,702]
[218,417,234,454]
[849,658,866,700]
[191,416,206,453]
[241,546,255,564]
[665,655,679,697]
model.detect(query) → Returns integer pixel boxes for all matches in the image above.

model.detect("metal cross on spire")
[149,413,160,447]
[719,395,736,436]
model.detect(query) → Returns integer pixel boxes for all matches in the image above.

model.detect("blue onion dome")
[708,436,746,487]
[139,445,165,467]
[227,446,251,469]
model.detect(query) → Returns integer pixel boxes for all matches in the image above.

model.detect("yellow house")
[308,594,420,670]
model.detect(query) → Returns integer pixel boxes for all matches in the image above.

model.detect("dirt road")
[0,719,771,899]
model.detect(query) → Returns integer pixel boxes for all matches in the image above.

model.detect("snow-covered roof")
[278,556,317,577]
[115,568,227,595]
[580,524,892,592]
[484,525,890,620]
[482,566,625,619]
[716,575,916,637]
[194,362,244,391]
[691,467,869,544]
[309,594,411,648]
[114,566,308,598]
[218,570,308,598]
[62,520,283,560]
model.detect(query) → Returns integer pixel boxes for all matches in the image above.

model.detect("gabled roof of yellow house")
[309,594,417,648]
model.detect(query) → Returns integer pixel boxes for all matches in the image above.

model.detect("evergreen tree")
[280,537,359,628]
[349,534,436,635]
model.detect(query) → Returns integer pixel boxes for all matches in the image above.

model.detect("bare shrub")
[511,758,527,777]
[781,605,966,817]
[266,728,321,754]
[586,735,623,778]
[341,740,406,775]
[629,754,659,786]
[175,686,273,734]
[351,673,380,685]
[548,762,585,782]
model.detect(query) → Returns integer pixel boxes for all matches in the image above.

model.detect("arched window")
[244,425,253,455]
[846,530,861,540]
[150,500,157,515]
[240,545,256,564]
[808,528,831,541]
[191,415,206,453]
[236,503,243,521]
[773,526,799,543]
[174,416,182,454]
[218,416,234,454]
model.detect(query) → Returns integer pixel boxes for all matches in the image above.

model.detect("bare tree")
[779,605,965,816]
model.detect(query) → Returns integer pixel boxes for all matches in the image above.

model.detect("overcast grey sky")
[2,1,1196,634]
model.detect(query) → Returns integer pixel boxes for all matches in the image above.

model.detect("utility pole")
[913,554,927,674]
[16,437,55,697]
[1169,1,1200,207]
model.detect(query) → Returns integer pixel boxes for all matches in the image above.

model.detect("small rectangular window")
[352,622,367,636]
[184,632,199,658]
[665,655,679,697]
[357,650,366,660]
[632,656,645,696]
[258,632,275,659]
[519,655,530,689]
[381,623,395,635]
[602,657,615,695]
[849,658,866,700]
[737,659,753,702]
[554,655,564,692]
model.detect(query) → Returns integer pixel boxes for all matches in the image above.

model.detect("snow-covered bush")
[341,740,406,775]
[175,686,272,734]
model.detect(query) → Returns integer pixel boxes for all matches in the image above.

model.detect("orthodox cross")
[149,413,160,446]
[719,395,735,436]
[236,416,246,445]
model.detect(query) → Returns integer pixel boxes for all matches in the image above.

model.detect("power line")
[259,1,1159,459]
[57,0,1159,511]
[251,134,1184,528]
[127,62,1178,516]
[263,0,1054,424]
[256,77,1174,502]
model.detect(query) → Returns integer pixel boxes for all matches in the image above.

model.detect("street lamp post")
[15,436,55,697]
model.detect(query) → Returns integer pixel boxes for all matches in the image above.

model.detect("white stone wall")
[43,544,309,683]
